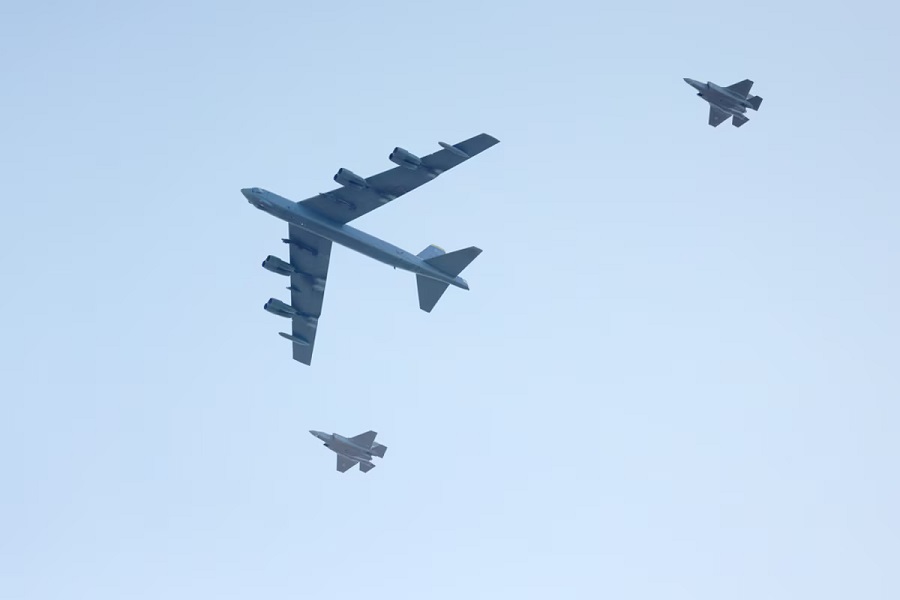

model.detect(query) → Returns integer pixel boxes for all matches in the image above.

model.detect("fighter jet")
[243,133,499,365]
[684,78,763,127]
[309,430,387,473]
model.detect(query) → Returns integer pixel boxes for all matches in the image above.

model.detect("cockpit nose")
[242,187,268,208]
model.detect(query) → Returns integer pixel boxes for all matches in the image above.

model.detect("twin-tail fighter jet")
[310,429,387,473]
[684,77,763,127]
[243,133,500,365]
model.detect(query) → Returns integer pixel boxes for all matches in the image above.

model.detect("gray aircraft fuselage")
[310,430,376,467]
[242,187,469,290]
[683,78,753,116]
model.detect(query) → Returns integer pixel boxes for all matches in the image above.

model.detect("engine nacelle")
[264,298,299,318]
[262,255,294,276]
[389,147,421,170]
[334,168,368,189]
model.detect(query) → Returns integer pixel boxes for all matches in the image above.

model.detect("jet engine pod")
[264,298,298,318]
[333,168,368,189]
[262,255,294,276]
[389,147,421,170]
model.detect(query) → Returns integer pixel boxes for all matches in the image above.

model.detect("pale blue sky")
[2,1,899,599]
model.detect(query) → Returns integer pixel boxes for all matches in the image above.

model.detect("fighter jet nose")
[243,188,270,209]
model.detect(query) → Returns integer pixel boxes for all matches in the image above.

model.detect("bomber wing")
[708,105,730,127]
[297,133,500,224]
[282,224,333,365]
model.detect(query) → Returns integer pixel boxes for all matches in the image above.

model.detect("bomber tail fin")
[359,462,376,473]
[748,95,763,111]
[424,246,482,277]
[415,245,482,313]
[416,276,450,312]
[416,244,446,261]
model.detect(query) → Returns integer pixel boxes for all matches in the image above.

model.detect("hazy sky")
[2,1,898,599]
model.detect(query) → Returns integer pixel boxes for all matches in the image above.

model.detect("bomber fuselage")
[243,187,468,289]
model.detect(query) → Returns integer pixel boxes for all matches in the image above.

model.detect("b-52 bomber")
[310,429,387,473]
[683,77,763,127]
[243,133,499,365]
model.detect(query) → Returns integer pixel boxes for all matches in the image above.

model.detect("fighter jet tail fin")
[417,275,451,313]
[359,462,376,473]
[748,95,763,111]
[371,443,388,458]
[732,114,750,128]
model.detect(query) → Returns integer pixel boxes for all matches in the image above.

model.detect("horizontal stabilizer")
[748,95,763,111]
[359,462,376,473]
[417,275,451,313]
[732,114,749,127]
[424,246,482,277]
[371,443,388,458]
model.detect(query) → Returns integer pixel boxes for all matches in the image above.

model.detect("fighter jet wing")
[297,133,500,225]
[349,430,377,448]
[337,455,358,473]
[725,79,754,98]
[708,106,730,127]
[284,224,333,365]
